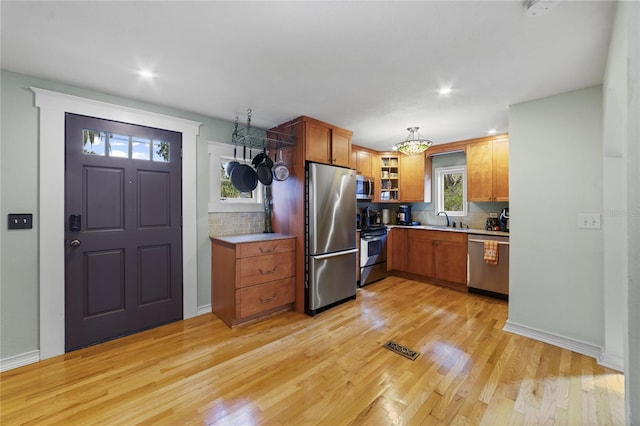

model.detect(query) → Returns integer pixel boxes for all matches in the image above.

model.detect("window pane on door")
[153,141,170,162]
[82,129,107,156]
[109,133,129,158]
[131,136,151,161]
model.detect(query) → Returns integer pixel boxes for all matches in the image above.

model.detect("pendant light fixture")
[392,127,433,155]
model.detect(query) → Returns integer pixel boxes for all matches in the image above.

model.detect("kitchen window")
[435,165,467,216]
[208,142,263,213]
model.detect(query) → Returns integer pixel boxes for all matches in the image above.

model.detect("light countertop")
[210,233,295,244]
[386,225,509,237]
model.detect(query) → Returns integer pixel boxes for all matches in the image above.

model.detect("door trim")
[32,87,201,359]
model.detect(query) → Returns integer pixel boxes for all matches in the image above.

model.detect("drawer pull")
[259,266,277,275]
[259,293,277,303]
[259,246,276,253]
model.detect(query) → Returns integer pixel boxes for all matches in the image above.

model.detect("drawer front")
[237,238,294,258]
[412,229,466,244]
[236,278,295,319]
[237,251,294,288]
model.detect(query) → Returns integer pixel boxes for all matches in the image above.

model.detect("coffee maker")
[499,208,509,232]
[397,205,412,225]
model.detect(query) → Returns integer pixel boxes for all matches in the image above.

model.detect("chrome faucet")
[437,211,450,227]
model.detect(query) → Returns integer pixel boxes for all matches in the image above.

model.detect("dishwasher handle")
[468,238,509,245]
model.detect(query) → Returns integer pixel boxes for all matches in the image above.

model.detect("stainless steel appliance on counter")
[307,163,358,315]
[467,234,509,299]
[360,226,388,286]
[355,174,374,200]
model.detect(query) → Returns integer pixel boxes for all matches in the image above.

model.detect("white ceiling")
[1,1,616,151]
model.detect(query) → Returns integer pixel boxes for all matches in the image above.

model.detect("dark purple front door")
[64,113,183,351]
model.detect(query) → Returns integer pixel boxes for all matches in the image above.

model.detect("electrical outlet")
[578,213,601,229]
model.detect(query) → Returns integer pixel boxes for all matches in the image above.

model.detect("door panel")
[138,170,170,227]
[85,167,124,230]
[65,113,183,351]
[138,245,171,305]
[85,249,125,316]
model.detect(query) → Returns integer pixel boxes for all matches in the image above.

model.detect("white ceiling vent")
[524,0,558,17]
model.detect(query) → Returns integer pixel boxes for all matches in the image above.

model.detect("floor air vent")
[383,340,420,361]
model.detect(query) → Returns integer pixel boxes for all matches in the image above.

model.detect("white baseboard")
[197,304,212,316]
[0,350,40,372]
[2,307,213,373]
[503,320,624,372]
[598,352,625,372]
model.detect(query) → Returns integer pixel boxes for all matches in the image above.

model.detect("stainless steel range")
[360,226,388,287]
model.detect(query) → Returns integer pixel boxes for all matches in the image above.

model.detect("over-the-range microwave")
[356,175,374,200]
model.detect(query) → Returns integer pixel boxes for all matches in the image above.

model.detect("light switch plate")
[8,213,33,230]
[578,213,601,229]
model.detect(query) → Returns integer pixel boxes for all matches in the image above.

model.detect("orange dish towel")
[484,240,499,265]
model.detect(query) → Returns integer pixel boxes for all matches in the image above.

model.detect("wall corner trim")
[0,350,40,372]
[503,320,622,371]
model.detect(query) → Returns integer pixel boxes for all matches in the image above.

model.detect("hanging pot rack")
[231,109,295,150]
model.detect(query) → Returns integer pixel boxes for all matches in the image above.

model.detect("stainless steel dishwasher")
[467,234,509,298]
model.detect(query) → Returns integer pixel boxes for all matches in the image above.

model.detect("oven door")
[360,234,387,267]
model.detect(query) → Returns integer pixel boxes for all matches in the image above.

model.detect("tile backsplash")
[360,201,508,230]
[208,212,266,237]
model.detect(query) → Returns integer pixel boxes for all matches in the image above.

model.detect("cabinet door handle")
[259,246,276,253]
[260,293,277,303]
[259,266,277,275]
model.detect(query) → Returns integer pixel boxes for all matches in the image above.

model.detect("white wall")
[508,86,604,349]
[602,0,629,372]
[616,1,640,422]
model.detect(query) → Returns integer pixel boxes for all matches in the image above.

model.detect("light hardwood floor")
[1,277,624,425]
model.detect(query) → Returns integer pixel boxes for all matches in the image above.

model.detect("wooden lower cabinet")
[211,234,295,327]
[390,228,468,286]
[406,231,435,277]
[432,237,468,284]
[387,228,407,272]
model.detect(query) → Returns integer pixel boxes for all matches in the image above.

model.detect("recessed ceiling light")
[137,69,155,79]
[438,87,453,95]
[487,128,498,135]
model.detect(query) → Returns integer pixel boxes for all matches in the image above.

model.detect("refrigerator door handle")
[312,248,359,260]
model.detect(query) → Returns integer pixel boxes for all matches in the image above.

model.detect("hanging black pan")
[255,146,273,186]
[225,142,239,176]
[230,145,258,192]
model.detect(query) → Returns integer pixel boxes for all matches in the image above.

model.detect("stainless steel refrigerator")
[307,162,358,315]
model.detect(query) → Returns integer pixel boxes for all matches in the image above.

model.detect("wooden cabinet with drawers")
[388,228,468,287]
[406,229,467,285]
[211,234,295,327]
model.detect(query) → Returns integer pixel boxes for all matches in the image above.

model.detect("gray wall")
[605,1,640,422]
[509,86,604,347]
[0,69,235,359]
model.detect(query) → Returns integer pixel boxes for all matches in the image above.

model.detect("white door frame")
[33,87,201,359]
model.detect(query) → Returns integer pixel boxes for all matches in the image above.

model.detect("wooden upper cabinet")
[302,117,352,168]
[331,128,352,168]
[466,134,509,202]
[400,153,427,202]
[466,141,493,201]
[304,120,332,165]
[351,145,373,177]
[492,137,509,202]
